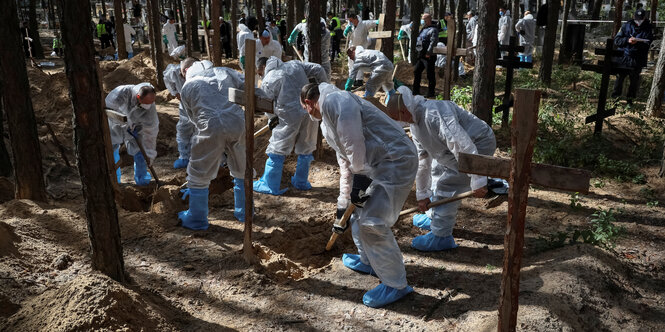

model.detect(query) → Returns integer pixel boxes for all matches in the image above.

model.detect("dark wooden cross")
[368,14,392,51]
[432,17,469,100]
[495,36,534,127]
[580,38,629,135]
[457,89,591,332]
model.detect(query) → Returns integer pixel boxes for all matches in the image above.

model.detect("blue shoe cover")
[128,52,133,59]
[362,284,414,308]
[173,158,189,169]
[233,178,246,222]
[113,146,121,183]
[253,154,288,195]
[291,154,314,190]
[412,214,431,230]
[133,153,152,186]
[342,253,374,275]
[411,232,458,252]
[178,187,209,230]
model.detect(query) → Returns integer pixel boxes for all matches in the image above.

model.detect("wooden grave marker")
[457,89,591,332]
[368,14,392,51]
[494,36,534,127]
[580,38,630,135]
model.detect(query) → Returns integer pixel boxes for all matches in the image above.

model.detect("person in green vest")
[438,12,452,45]
[327,12,342,61]
[52,32,63,57]
[97,17,110,49]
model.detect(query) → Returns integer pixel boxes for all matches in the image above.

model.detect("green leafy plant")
[587,208,624,248]
[569,192,582,209]
[485,264,496,271]
[647,201,659,208]
[593,179,606,188]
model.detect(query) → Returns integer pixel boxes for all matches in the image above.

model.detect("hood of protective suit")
[317,83,340,111]
[264,56,284,75]
[238,23,251,33]
[397,85,424,121]
[185,60,214,80]
[524,13,534,20]
[354,45,365,57]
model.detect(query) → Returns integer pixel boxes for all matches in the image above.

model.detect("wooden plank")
[585,107,616,124]
[498,89,541,332]
[368,30,392,39]
[243,39,256,263]
[594,48,623,57]
[433,46,468,56]
[457,153,591,194]
[105,109,128,123]
[443,17,456,100]
[374,13,386,51]
[228,88,274,113]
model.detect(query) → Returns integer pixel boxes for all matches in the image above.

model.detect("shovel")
[398,191,475,217]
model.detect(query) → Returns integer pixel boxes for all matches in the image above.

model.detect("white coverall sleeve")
[299,62,329,83]
[436,103,486,190]
[163,66,179,96]
[348,53,370,82]
[140,110,159,162]
[105,86,130,112]
[515,18,524,33]
[498,19,508,43]
[336,152,353,209]
[412,134,433,200]
[329,97,367,174]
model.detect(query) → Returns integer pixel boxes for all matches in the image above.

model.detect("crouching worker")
[345,46,395,100]
[253,56,329,195]
[106,83,159,186]
[385,86,496,251]
[177,63,248,230]
[301,82,417,308]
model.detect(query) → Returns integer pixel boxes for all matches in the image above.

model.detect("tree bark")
[296,0,305,23]
[539,0,560,85]
[186,0,195,56]
[650,0,658,23]
[177,0,187,39]
[256,0,265,30]
[231,0,238,58]
[101,0,107,17]
[381,0,396,62]
[191,0,201,52]
[148,0,165,89]
[47,0,57,29]
[471,0,498,125]
[409,0,423,64]
[115,0,128,59]
[211,0,222,65]
[659,140,665,177]
[28,0,45,59]
[0,0,48,201]
[439,0,447,18]
[512,0,520,35]
[612,0,625,37]
[59,0,126,283]
[287,0,295,56]
[453,0,467,80]
[0,92,12,178]
[591,0,603,20]
[558,0,571,64]
[646,35,665,117]
[307,1,322,63]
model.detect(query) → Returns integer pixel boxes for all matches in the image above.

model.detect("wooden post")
[612,0,625,38]
[558,0,572,64]
[374,13,386,51]
[28,0,45,59]
[646,35,665,117]
[0,0,48,201]
[148,0,166,89]
[211,0,222,66]
[243,39,257,263]
[200,6,213,59]
[539,0,560,85]
[409,0,423,65]
[443,16,455,100]
[0,91,12,178]
[307,0,323,159]
[255,0,265,30]
[115,0,128,59]
[59,0,126,282]
[471,0,499,125]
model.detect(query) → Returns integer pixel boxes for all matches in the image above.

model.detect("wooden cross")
[580,38,630,135]
[368,14,392,51]
[242,39,257,263]
[495,36,534,127]
[457,89,591,332]
[432,17,468,100]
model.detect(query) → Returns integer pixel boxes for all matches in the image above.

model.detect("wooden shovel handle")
[399,191,474,217]
[325,204,356,251]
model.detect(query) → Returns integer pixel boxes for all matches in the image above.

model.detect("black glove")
[268,116,279,130]
[336,207,346,220]
[350,174,372,208]
[519,30,526,36]
[332,207,350,234]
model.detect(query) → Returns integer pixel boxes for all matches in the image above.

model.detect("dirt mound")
[4,274,177,331]
[0,222,20,258]
[103,51,158,93]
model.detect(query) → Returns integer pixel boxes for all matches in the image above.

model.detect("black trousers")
[413,55,437,96]
[612,66,642,100]
[331,35,341,60]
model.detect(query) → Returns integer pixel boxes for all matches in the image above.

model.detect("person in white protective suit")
[397,21,412,63]
[256,29,282,63]
[237,23,254,70]
[122,22,136,58]
[514,11,536,63]
[300,82,418,308]
[162,58,212,169]
[343,13,378,86]
[253,56,329,195]
[106,83,159,186]
[177,64,248,230]
[345,46,395,99]
[386,86,496,251]
[162,17,178,54]
[287,18,332,79]
[498,7,512,51]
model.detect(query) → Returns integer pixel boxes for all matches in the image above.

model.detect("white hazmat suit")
[237,24,253,69]
[498,10,512,47]
[348,46,394,97]
[318,83,417,291]
[515,13,536,61]
[399,86,496,242]
[162,21,178,54]
[163,63,194,162]
[255,38,282,63]
[346,18,377,80]
[290,19,332,78]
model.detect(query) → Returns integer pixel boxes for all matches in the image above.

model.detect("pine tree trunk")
[101,0,107,17]
[439,0,446,18]
[212,0,222,65]
[178,0,187,39]
[454,0,467,80]
[28,0,45,59]
[646,36,665,117]
[650,0,658,22]
[287,0,295,56]
[148,0,165,89]
[558,0,571,64]
[409,0,422,64]
[58,0,126,283]
[191,0,201,52]
[47,0,57,29]
[0,0,48,201]
[186,0,195,56]
[256,0,264,31]
[612,0,625,37]
[381,0,396,62]
[296,0,304,23]
[231,0,238,58]
[539,0,560,85]
[115,0,128,59]
[591,0,603,20]
[0,93,12,178]
[471,0,498,125]
[307,1,322,63]
[659,141,665,177]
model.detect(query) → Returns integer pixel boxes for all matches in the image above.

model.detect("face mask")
[635,19,644,26]
[499,11,504,16]
[139,103,152,110]
[420,19,425,25]
[309,113,321,122]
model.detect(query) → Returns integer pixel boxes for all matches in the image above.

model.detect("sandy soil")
[1,54,664,331]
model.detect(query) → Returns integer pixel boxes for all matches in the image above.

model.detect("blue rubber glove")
[344,78,354,91]
[162,35,168,45]
[180,188,190,200]
[343,24,353,37]
[397,30,407,41]
[240,55,245,67]
[288,29,299,45]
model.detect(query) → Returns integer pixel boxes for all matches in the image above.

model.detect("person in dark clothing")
[220,17,233,58]
[276,14,287,46]
[106,16,116,49]
[413,13,439,98]
[328,12,343,61]
[612,8,653,103]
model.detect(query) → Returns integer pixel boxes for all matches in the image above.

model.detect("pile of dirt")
[4,274,177,331]
[0,222,20,258]
[102,51,158,93]
[27,67,74,152]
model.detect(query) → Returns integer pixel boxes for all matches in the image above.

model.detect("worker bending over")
[345,46,395,100]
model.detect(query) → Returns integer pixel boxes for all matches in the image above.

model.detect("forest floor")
[1,48,665,331]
